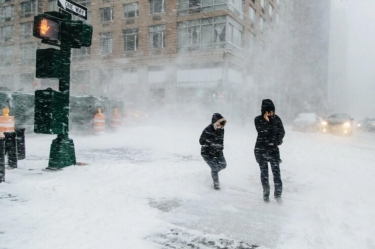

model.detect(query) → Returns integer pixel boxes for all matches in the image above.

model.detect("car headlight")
[357,124,361,127]
[321,121,328,126]
[343,122,351,128]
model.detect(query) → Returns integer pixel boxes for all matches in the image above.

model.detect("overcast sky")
[331,0,375,118]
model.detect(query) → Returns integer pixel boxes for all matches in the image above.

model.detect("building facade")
[1,0,291,119]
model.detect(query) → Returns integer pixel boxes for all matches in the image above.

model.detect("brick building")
[0,0,286,117]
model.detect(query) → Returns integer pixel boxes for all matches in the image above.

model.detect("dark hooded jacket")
[199,113,227,158]
[254,99,285,163]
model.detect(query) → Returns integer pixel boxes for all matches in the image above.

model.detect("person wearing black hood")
[199,113,227,190]
[254,99,285,203]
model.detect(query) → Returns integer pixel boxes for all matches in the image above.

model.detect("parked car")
[292,113,322,132]
[321,113,354,136]
[361,117,375,132]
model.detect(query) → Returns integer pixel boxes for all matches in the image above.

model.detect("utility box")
[34,88,69,134]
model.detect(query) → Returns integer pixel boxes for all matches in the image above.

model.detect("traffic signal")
[33,12,92,48]
[61,21,93,48]
[35,48,64,78]
[34,88,69,134]
[33,14,60,41]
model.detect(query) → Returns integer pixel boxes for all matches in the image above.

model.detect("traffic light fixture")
[33,15,60,41]
[61,21,93,48]
[35,48,64,79]
[33,11,92,48]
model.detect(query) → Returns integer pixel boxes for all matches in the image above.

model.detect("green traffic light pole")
[47,39,76,170]
[33,11,92,170]
[40,12,76,170]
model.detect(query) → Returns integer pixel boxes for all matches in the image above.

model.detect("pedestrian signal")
[33,15,60,41]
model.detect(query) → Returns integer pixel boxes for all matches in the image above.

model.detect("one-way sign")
[57,0,87,20]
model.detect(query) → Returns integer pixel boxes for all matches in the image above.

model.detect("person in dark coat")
[199,113,227,190]
[254,99,285,202]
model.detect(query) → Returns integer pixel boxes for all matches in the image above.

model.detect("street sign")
[57,0,87,20]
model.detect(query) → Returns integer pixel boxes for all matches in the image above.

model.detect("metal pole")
[15,128,26,160]
[47,33,76,170]
[4,132,17,168]
[0,137,5,183]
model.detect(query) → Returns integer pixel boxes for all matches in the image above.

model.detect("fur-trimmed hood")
[211,113,227,129]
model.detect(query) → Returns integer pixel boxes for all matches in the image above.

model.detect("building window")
[186,0,201,14]
[269,4,273,17]
[148,66,166,83]
[100,7,113,22]
[178,0,227,16]
[0,74,13,91]
[228,23,242,48]
[99,32,113,54]
[72,11,91,23]
[21,0,37,18]
[176,64,222,86]
[178,16,226,51]
[48,0,58,11]
[0,5,14,23]
[149,25,166,49]
[0,25,13,42]
[229,0,243,14]
[150,0,165,14]
[248,32,255,55]
[260,16,264,31]
[19,73,34,92]
[20,22,33,39]
[260,0,265,9]
[123,2,138,18]
[123,28,138,51]
[76,0,91,6]
[0,45,13,66]
[99,69,112,96]
[72,47,90,59]
[122,68,138,84]
[20,42,36,64]
[0,0,14,3]
[249,5,256,23]
[71,70,90,95]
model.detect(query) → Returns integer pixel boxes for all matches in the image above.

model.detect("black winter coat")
[254,115,285,163]
[199,113,227,158]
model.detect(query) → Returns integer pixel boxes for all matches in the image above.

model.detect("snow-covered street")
[1,122,375,249]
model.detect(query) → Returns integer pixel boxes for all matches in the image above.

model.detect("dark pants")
[258,161,282,197]
[203,155,227,183]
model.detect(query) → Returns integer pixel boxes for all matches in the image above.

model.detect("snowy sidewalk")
[1,125,375,249]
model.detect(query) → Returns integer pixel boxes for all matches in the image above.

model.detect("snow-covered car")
[321,113,354,136]
[292,113,322,132]
[361,118,375,132]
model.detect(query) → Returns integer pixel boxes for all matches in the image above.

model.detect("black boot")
[212,170,220,190]
[213,181,220,190]
[275,196,283,203]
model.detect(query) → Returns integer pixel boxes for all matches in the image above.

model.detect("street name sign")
[57,0,87,20]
